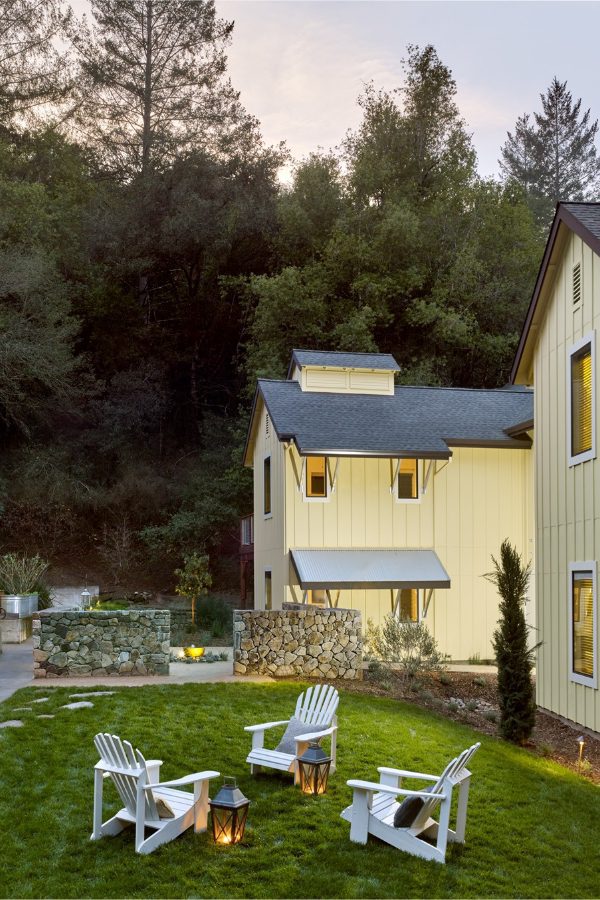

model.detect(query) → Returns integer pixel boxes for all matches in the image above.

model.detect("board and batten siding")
[252,401,287,610]
[534,230,600,731]
[280,444,532,661]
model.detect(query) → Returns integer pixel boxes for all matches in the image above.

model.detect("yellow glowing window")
[265,571,272,610]
[398,459,418,499]
[571,344,592,457]
[306,457,327,498]
[263,457,271,516]
[308,589,327,606]
[399,588,418,622]
[572,572,594,678]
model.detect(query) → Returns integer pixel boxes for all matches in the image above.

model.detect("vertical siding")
[534,231,600,731]
[279,445,532,660]
[252,401,286,609]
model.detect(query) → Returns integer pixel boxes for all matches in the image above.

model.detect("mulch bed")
[316,670,600,784]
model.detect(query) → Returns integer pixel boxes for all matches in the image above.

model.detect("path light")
[577,735,586,773]
[209,777,250,845]
[297,742,331,796]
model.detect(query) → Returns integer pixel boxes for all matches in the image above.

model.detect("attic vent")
[573,262,582,306]
[265,412,270,437]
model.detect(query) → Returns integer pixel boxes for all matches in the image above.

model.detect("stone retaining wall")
[33,609,170,678]
[233,608,362,679]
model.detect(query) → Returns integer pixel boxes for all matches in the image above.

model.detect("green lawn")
[1,682,598,899]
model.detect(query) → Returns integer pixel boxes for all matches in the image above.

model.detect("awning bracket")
[422,588,434,618]
[390,458,401,493]
[422,460,435,494]
[327,457,340,493]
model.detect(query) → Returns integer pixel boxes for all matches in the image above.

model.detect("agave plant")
[0,553,49,595]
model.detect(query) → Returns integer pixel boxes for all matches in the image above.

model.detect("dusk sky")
[69,1,600,180]
[217,1,600,179]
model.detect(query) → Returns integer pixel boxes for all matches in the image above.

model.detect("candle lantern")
[209,777,250,845]
[80,588,91,609]
[297,742,331,796]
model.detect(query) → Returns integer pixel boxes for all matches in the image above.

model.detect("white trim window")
[569,562,597,688]
[568,332,595,466]
[303,456,330,502]
[396,458,420,503]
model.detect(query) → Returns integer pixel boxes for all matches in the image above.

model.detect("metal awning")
[290,548,450,590]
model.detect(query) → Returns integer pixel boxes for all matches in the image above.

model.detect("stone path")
[0,639,270,704]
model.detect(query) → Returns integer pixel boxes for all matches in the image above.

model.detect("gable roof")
[244,379,533,463]
[511,202,600,384]
[288,349,400,375]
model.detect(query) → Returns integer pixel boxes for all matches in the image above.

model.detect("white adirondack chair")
[91,733,220,855]
[245,684,339,781]
[341,742,480,864]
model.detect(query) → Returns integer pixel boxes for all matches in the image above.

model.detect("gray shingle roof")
[290,349,400,372]
[562,203,600,243]
[257,380,533,457]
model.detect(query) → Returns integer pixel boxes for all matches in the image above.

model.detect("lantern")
[80,588,91,609]
[209,777,250,845]
[297,742,331,796]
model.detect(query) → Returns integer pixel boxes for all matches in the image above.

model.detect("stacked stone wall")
[233,608,362,679]
[33,609,170,678]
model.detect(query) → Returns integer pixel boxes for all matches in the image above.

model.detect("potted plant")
[0,554,49,617]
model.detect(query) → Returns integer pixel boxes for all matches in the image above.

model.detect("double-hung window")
[569,563,596,688]
[397,459,419,501]
[568,333,595,466]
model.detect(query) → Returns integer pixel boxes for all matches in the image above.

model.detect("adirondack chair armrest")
[377,766,439,782]
[347,779,445,800]
[144,770,220,790]
[244,720,290,733]
[294,725,336,744]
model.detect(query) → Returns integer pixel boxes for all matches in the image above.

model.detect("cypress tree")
[487,540,536,743]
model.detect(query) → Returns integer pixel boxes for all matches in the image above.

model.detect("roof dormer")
[288,349,400,396]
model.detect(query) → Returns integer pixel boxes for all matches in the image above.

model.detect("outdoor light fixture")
[184,645,205,659]
[577,735,586,772]
[80,588,91,609]
[209,777,250,845]
[297,742,331,796]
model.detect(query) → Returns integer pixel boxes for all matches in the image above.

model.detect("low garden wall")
[233,608,362,679]
[33,609,170,678]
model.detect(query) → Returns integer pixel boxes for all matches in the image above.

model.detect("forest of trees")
[0,1,598,590]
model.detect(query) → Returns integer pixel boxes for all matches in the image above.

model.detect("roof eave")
[511,203,600,384]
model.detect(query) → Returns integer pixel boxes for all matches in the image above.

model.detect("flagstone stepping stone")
[13,707,32,712]
[69,692,115,699]
[37,715,55,719]
[31,697,50,704]
[61,701,94,710]
[0,720,24,728]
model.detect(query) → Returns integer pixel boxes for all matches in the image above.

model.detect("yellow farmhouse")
[512,201,600,732]
[243,349,534,662]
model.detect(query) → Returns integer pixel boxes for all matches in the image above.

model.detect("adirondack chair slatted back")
[295,684,339,727]
[410,743,480,830]
[94,733,159,820]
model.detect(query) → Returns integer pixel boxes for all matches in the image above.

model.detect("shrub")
[483,709,499,723]
[33,582,54,610]
[439,673,451,686]
[366,616,447,683]
[195,595,232,639]
[472,675,487,687]
[466,699,479,712]
[0,553,48,594]
[486,539,536,744]
[468,652,481,665]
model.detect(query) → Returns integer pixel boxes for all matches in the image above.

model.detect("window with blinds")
[399,588,419,622]
[263,456,271,516]
[572,570,594,681]
[306,456,327,498]
[570,340,593,461]
[397,459,419,500]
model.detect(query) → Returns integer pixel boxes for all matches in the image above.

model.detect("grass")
[1,682,599,899]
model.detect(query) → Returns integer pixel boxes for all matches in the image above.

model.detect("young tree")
[486,540,536,744]
[70,0,241,177]
[500,78,600,228]
[0,0,72,124]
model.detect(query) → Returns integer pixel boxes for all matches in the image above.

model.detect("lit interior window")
[571,344,592,457]
[572,571,594,678]
[306,457,327,498]
[265,572,272,610]
[308,589,327,606]
[398,459,418,499]
[399,588,418,622]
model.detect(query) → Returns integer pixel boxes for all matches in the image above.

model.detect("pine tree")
[500,78,600,228]
[69,0,243,178]
[487,540,536,744]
